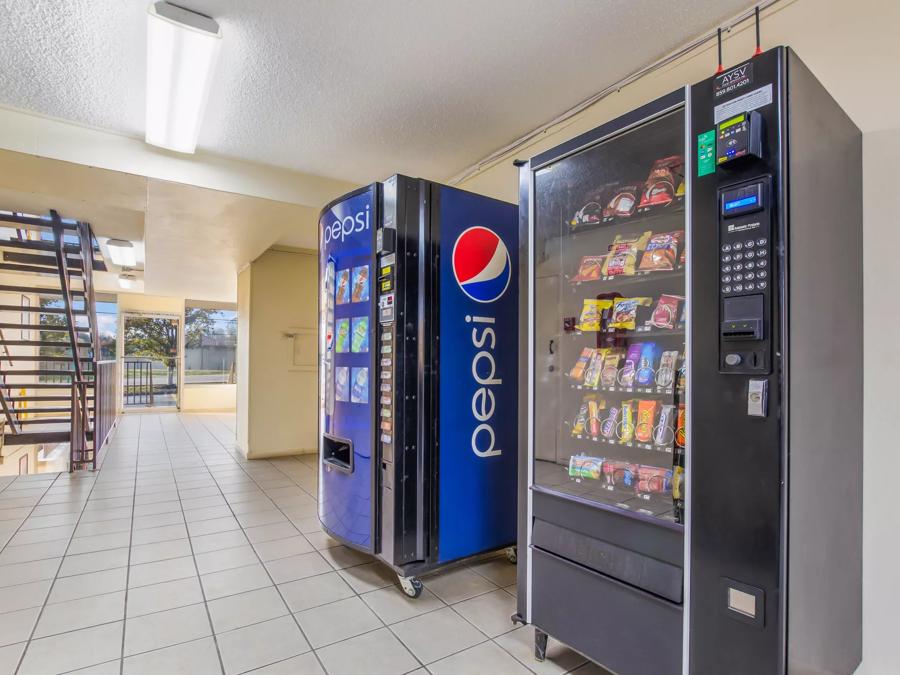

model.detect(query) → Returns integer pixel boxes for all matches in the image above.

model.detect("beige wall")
[237,248,317,459]
[454,2,896,672]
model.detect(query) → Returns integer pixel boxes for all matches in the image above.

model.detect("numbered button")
[757,270,767,279]
[722,254,733,263]
[757,237,768,247]
[744,261,755,270]
[745,272,755,280]
[758,281,767,289]
[722,275,732,283]
[758,259,767,268]
[745,282,755,290]
[722,244,733,252]
[733,242,743,251]
[723,285,732,293]
[745,240,755,248]
[745,250,755,259]
[733,273,743,281]
[722,264,732,272]
[734,263,743,271]
[734,284,744,292]
[734,253,744,261]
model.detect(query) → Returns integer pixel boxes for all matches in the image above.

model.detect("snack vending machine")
[319,177,519,596]
[516,47,861,675]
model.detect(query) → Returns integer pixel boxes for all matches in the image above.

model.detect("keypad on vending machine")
[722,237,768,295]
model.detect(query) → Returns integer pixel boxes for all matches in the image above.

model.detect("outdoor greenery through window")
[38,295,117,381]
[185,304,237,385]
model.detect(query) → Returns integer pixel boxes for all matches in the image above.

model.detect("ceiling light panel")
[146,1,222,153]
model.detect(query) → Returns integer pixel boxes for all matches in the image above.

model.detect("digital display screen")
[724,195,758,211]
[719,114,746,132]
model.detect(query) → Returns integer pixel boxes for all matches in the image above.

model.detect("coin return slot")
[322,434,353,473]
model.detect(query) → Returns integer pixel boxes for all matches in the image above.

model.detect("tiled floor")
[0,413,607,675]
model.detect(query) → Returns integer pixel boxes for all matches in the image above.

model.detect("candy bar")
[600,406,619,439]
[675,403,686,448]
[618,399,636,443]
[572,401,590,436]
[617,343,644,388]
[655,350,679,388]
[569,347,594,382]
[583,348,607,389]
[635,399,659,443]
[653,404,676,446]
[600,351,623,388]
[635,342,659,387]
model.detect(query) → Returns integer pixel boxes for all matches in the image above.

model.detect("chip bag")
[649,294,683,329]
[639,231,683,272]
[602,232,652,277]
[609,297,653,330]
[571,255,606,282]
[638,156,684,209]
[576,298,613,331]
[604,185,641,218]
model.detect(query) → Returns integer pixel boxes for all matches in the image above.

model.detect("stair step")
[0,285,84,297]
[14,406,94,414]
[3,383,93,389]
[16,417,72,425]
[0,340,92,348]
[0,323,91,332]
[0,305,87,315]
[0,263,82,277]
[2,430,72,445]
[4,355,93,362]
[2,251,104,272]
[0,370,91,377]
[8,396,94,402]
[0,239,85,254]
[0,213,80,230]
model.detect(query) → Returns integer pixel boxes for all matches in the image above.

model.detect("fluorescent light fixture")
[118,273,140,290]
[106,239,137,267]
[146,1,222,153]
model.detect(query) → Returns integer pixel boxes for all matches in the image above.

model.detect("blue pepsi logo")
[452,226,511,303]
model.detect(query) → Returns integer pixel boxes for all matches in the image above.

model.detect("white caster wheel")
[399,575,423,598]
[505,546,518,564]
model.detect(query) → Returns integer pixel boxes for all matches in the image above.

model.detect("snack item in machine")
[609,297,653,330]
[602,232,652,277]
[576,298,613,331]
[638,155,684,209]
[604,185,641,218]
[617,343,644,388]
[600,351,623,388]
[675,403,686,448]
[653,404,676,446]
[603,460,637,488]
[569,454,605,480]
[600,406,619,439]
[618,399,637,443]
[636,465,673,494]
[655,350,680,388]
[635,399,659,443]
[583,349,607,389]
[569,348,594,382]
[571,255,606,282]
[635,342,659,387]
[571,401,590,436]
[587,398,603,437]
[649,294,683,329]
[639,231,683,272]
[569,202,604,230]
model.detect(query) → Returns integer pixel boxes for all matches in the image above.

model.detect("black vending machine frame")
[688,46,861,675]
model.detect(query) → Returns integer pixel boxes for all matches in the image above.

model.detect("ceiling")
[0,0,755,185]
[0,149,317,302]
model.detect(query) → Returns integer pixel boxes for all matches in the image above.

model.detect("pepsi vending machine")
[319,176,519,595]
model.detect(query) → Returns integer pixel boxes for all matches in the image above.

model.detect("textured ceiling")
[0,0,753,184]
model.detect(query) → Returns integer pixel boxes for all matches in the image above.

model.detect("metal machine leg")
[534,628,549,662]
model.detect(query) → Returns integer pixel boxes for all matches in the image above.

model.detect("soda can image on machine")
[318,175,519,596]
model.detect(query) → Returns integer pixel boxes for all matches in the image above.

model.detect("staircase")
[0,209,118,471]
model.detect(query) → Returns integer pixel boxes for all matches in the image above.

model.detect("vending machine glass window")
[532,108,686,525]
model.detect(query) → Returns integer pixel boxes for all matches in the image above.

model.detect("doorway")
[122,314,180,409]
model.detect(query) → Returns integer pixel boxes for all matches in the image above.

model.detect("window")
[184,303,237,385]
[96,294,118,361]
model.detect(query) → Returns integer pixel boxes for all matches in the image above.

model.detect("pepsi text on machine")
[323,203,370,244]
[452,225,512,459]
